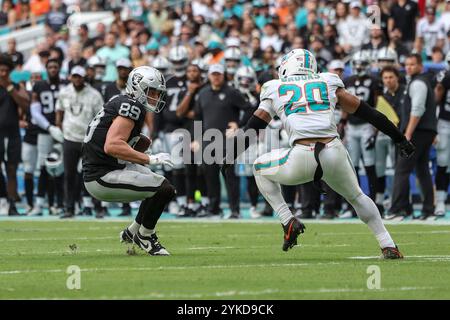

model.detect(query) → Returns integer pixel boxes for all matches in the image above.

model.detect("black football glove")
[396,137,415,158]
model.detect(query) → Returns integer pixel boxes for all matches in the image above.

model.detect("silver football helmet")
[351,50,371,77]
[377,47,398,68]
[126,66,167,113]
[168,45,189,77]
[152,56,172,77]
[224,47,241,76]
[87,55,106,80]
[234,65,257,92]
[278,49,318,79]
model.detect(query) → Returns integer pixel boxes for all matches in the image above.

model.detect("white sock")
[276,204,294,226]
[188,202,195,210]
[375,193,384,205]
[82,197,93,208]
[350,193,395,248]
[139,226,154,237]
[128,221,141,235]
[101,201,109,207]
[36,197,45,207]
[436,190,447,204]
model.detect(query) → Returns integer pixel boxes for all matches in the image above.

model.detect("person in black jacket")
[386,54,437,220]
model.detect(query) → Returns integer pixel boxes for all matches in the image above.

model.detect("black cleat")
[60,210,75,219]
[8,202,22,216]
[282,217,306,252]
[228,211,240,219]
[381,245,404,259]
[133,232,170,256]
[118,205,132,217]
[120,228,134,243]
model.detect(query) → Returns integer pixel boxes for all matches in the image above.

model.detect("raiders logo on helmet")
[132,73,143,86]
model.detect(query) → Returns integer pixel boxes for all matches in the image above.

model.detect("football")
[132,133,152,152]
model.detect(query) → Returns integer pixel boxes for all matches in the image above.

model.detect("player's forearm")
[176,93,193,118]
[104,140,149,165]
[11,86,30,112]
[353,100,404,143]
[30,102,50,130]
[55,110,64,128]
[405,116,421,140]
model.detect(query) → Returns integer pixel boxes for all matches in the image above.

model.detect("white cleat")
[249,206,261,219]
[27,206,43,216]
[434,202,446,218]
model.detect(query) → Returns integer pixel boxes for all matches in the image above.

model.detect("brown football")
[133,133,152,152]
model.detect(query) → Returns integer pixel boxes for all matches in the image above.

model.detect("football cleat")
[120,228,134,244]
[133,232,170,256]
[380,246,404,259]
[282,217,306,252]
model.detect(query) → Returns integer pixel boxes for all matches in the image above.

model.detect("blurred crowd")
[1,0,450,220]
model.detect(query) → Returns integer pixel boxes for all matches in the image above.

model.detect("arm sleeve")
[409,80,427,117]
[30,102,50,130]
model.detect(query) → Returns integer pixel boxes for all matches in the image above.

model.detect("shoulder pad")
[260,79,279,102]
[320,72,345,88]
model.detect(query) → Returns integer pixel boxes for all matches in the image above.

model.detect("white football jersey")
[258,72,344,146]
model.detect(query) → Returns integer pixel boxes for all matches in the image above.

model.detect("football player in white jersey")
[222,49,415,259]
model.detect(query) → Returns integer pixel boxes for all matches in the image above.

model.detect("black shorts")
[0,134,21,164]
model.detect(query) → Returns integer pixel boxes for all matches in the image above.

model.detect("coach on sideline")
[194,64,253,219]
[56,66,104,219]
[387,54,437,220]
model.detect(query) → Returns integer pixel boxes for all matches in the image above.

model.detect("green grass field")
[1,219,450,299]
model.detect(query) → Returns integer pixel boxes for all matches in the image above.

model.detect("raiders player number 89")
[82,66,177,256]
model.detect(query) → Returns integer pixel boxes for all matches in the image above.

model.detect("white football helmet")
[234,65,257,92]
[351,50,371,77]
[377,47,398,67]
[87,55,106,80]
[126,66,167,113]
[278,49,318,79]
[152,56,172,77]
[224,47,241,76]
[45,144,64,177]
[168,45,189,77]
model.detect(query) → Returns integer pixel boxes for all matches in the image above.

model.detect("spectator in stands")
[338,1,369,53]
[45,0,68,32]
[440,0,450,34]
[6,39,24,69]
[96,32,130,82]
[415,6,446,61]
[362,27,389,62]
[147,0,169,34]
[389,0,419,50]
[0,0,15,29]
[65,42,87,75]
[389,28,409,65]
[30,0,51,18]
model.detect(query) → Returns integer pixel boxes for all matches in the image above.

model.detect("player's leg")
[413,131,436,219]
[22,142,37,213]
[361,124,377,201]
[320,139,401,258]
[6,134,22,215]
[62,140,80,218]
[85,164,174,255]
[435,119,450,216]
[31,134,53,215]
[253,147,310,251]
[375,134,389,215]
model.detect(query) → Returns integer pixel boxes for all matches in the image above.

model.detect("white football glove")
[146,152,174,168]
[48,125,64,143]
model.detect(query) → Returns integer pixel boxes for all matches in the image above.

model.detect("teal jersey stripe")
[304,51,309,69]
[254,149,292,171]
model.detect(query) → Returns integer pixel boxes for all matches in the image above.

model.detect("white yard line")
[22,286,436,300]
